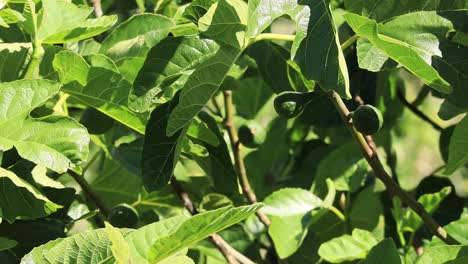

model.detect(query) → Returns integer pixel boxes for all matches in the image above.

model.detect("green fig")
[274,91,315,119]
[238,122,266,148]
[108,203,139,228]
[351,104,383,135]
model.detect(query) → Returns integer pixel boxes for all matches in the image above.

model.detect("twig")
[327,90,459,245]
[170,178,254,264]
[340,35,359,51]
[397,89,442,131]
[90,0,103,18]
[68,170,110,216]
[222,90,272,227]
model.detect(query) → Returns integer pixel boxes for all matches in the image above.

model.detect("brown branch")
[222,90,272,227]
[68,170,110,217]
[327,90,459,245]
[170,178,254,264]
[90,0,103,18]
[397,89,442,131]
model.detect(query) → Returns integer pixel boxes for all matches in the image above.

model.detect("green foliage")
[1,0,467,263]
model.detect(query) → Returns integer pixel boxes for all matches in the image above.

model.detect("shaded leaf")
[99,14,175,82]
[445,116,468,174]
[360,238,401,264]
[132,35,220,112]
[0,43,30,82]
[142,94,188,190]
[0,237,17,251]
[0,167,61,223]
[247,0,350,97]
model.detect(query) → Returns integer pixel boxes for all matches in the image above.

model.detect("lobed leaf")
[0,79,89,172]
[345,13,453,95]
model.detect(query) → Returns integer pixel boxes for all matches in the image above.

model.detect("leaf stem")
[327,90,459,245]
[328,205,346,221]
[170,177,254,264]
[340,35,359,50]
[247,33,295,47]
[68,170,110,217]
[222,90,272,227]
[23,42,44,79]
[90,0,103,18]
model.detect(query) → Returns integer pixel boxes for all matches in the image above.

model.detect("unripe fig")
[274,91,315,119]
[351,104,383,135]
[108,203,139,228]
[238,122,266,148]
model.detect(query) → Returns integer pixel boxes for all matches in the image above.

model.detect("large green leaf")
[354,11,468,110]
[445,116,468,174]
[84,155,142,208]
[345,13,452,94]
[131,35,220,113]
[0,79,89,173]
[142,94,188,190]
[126,204,262,263]
[263,188,324,258]
[318,229,379,263]
[361,0,468,22]
[360,238,401,264]
[21,229,127,264]
[53,50,147,134]
[29,0,117,44]
[22,205,260,263]
[0,168,61,223]
[99,14,175,82]
[417,245,468,264]
[246,0,350,98]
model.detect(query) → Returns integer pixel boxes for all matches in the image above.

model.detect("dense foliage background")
[0,0,467,263]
